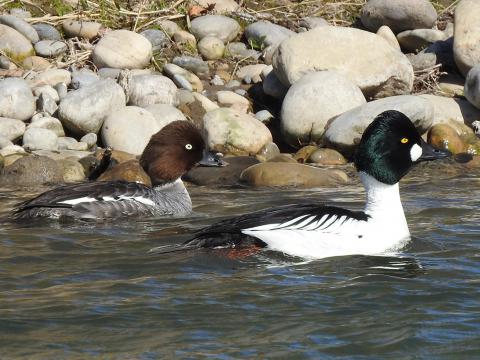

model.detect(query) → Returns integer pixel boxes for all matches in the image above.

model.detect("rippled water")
[1,165,479,359]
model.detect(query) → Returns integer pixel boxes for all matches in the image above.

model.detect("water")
[0,166,479,359]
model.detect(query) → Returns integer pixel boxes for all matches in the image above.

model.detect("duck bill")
[198,150,228,167]
[417,140,451,162]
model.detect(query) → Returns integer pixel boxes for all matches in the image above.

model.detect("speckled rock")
[190,15,240,43]
[0,155,64,185]
[465,65,480,110]
[0,117,25,141]
[27,69,71,87]
[28,116,65,137]
[23,128,59,151]
[140,29,168,52]
[163,64,203,92]
[34,40,67,57]
[127,74,178,107]
[98,159,151,186]
[63,20,102,40]
[144,103,186,129]
[92,30,152,69]
[0,78,35,121]
[0,15,39,43]
[376,25,401,51]
[397,29,446,52]
[198,36,225,60]
[22,56,51,71]
[33,23,62,41]
[308,148,347,165]
[453,0,480,76]
[0,24,34,62]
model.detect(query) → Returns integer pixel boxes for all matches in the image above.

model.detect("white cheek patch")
[410,143,423,162]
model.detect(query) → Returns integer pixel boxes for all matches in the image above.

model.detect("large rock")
[453,0,480,76]
[127,74,178,107]
[63,20,102,40]
[28,116,65,137]
[101,106,161,155]
[324,95,434,155]
[0,155,64,185]
[397,29,446,53]
[190,15,240,43]
[0,15,39,43]
[33,23,61,41]
[144,103,186,129]
[360,0,437,33]
[240,162,348,188]
[0,78,35,121]
[273,27,414,99]
[280,71,366,147]
[23,128,59,151]
[465,65,480,110]
[98,159,151,186]
[203,108,272,155]
[58,79,126,136]
[92,30,152,69]
[0,117,25,141]
[0,24,34,62]
[420,94,480,129]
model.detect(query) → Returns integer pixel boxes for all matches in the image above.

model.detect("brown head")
[140,121,206,185]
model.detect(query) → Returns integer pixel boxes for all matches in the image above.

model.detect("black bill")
[198,150,228,167]
[418,139,451,162]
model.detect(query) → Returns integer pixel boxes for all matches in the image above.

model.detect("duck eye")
[185,144,193,150]
[400,138,409,144]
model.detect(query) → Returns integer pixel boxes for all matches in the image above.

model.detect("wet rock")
[23,128,59,151]
[140,29,168,52]
[0,78,35,121]
[58,79,126,135]
[273,27,414,98]
[27,69,71,87]
[144,103,187,129]
[32,23,61,41]
[203,108,272,155]
[240,162,348,188]
[80,133,97,148]
[172,56,209,78]
[308,148,347,165]
[163,63,203,92]
[0,24,34,62]
[0,155,64,185]
[324,95,434,155]
[198,36,225,60]
[22,56,51,71]
[190,15,240,43]
[173,30,196,47]
[360,0,437,33]
[127,74,178,107]
[376,25,401,51]
[98,159,151,186]
[465,65,480,110]
[34,40,67,57]
[225,42,260,60]
[92,30,152,69]
[0,117,25,141]
[397,29,446,53]
[453,0,480,76]
[37,92,58,115]
[28,116,64,137]
[193,0,239,14]
[294,145,318,163]
[71,68,99,89]
[58,159,86,182]
[0,15,39,43]
[256,142,280,162]
[427,124,466,154]
[281,71,366,148]
[102,106,161,155]
[63,20,102,40]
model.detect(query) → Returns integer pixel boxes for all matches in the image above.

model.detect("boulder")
[98,159,151,186]
[464,65,480,110]
[0,117,25,141]
[0,24,34,62]
[23,128,59,151]
[127,74,178,107]
[0,155,64,185]
[453,0,480,76]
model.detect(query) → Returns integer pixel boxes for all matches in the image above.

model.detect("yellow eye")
[400,138,409,144]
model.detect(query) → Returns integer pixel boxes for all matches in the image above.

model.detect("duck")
[12,120,225,220]
[151,110,450,259]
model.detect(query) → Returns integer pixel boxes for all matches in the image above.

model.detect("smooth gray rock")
[225,42,260,59]
[0,78,35,121]
[23,127,59,151]
[37,92,58,115]
[80,133,97,148]
[190,15,240,43]
[28,116,64,137]
[453,0,480,76]
[34,40,68,57]
[157,20,179,36]
[255,110,274,124]
[397,29,446,52]
[244,21,294,49]
[33,85,59,103]
[172,56,209,78]
[62,20,101,40]
[0,14,39,43]
[97,68,121,80]
[54,83,68,99]
[71,68,99,89]
[0,135,13,149]
[0,155,64,185]
[262,70,288,99]
[127,74,178,107]
[27,69,71,87]
[360,0,437,33]
[465,65,480,110]
[210,75,225,86]
[0,24,34,62]
[140,29,169,51]
[177,89,195,106]
[144,103,187,129]
[58,136,78,150]
[163,63,203,91]
[0,117,25,141]
[376,25,401,51]
[172,74,192,91]
[9,8,31,19]
[420,94,480,128]
[32,23,62,41]
[406,52,437,71]
[0,55,11,69]
[58,79,126,135]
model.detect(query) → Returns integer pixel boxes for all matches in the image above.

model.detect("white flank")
[59,196,97,205]
[410,143,422,162]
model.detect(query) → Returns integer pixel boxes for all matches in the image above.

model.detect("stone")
[158,20,179,36]
[185,156,259,185]
[438,73,464,97]
[256,142,280,162]
[32,23,61,41]
[71,68,99,89]
[190,15,240,43]
[173,30,196,47]
[172,74,192,91]
[324,95,434,155]
[28,116,64,137]
[210,75,225,86]
[67,141,89,151]
[376,25,401,51]
[360,0,437,33]
[294,145,318,163]
[80,133,97,148]
[102,106,162,155]
[397,29,446,53]
[217,90,250,112]
[92,30,152,69]
[422,37,455,70]
[245,21,294,50]
[0,117,25,141]
[33,85,59,102]
[172,56,209,78]
[406,52,437,71]
[1,144,25,157]
[0,78,35,121]
[240,162,348,188]
[54,83,68,99]
[453,0,480,76]
[94,148,137,164]
[192,0,239,14]
[0,15,39,43]
[0,135,13,149]
[0,155,64,185]
[34,40,67,57]
[237,64,268,84]
[281,71,366,147]
[225,42,260,60]
[192,92,219,112]
[163,63,203,92]
[58,136,78,150]
[427,124,466,155]
[308,148,347,165]
[197,36,225,60]
[27,69,71,87]
[62,20,102,40]
[262,70,288,99]
[23,128,59,151]
[9,8,31,19]
[273,26,414,99]
[127,74,178,107]
[37,92,58,115]
[177,89,195,106]
[58,79,126,135]
[465,65,480,110]
[0,24,34,62]
[144,103,187,129]
[267,154,297,163]
[58,159,86,183]
[0,55,13,69]
[98,159,151,186]
[203,108,272,155]
[299,17,329,30]
[140,29,168,52]
[255,110,274,124]
[22,56,51,71]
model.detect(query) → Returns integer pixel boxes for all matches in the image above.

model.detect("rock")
[267,154,297,163]
[397,29,446,52]
[172,56,209,78]
[32,23,61,41]
[33,149,93,162]
[0,15,39,43]
[245,20,294,50]
[0,55,13,69]
[217,90,250,113]
[98,159,151,186]
[140,29,168,52]
[9,8,31,19]
[299,17,329,30]
[324,95,434,155]
[376,25,401,51]
[203,108,272,155]
[34,40,67,57]
[172,74,192,91]
[27,69,71,87]
[92,30,152,69]
[71,68,99,89]
[0,78,35,121]
[273,27,414,99]
[193,0,239,14]
[294,145,318,163]
[360,0,437,33]
[465,65,480,110]
[37,92,58,115]
[58,159,86,183]
[102,106,162,155]
[240,162,348,187]
[308,148,347,165]
[173,30,197,47]
[406,52,437,71]
[23,128,59,151]
[0,155,64,185]
[94,148,136,165]
[62,20,102,40]
[237,64,268,84]
[127,74,178,107]
[438,73,464,97]
[157,20,179,36]
[67,141,89,151]
[256,142,280,162]
[0,24,34,62]
[210,75,225,86]
[33,85,59,103]
[28,116,64,137]
[197,36,225,60]
[1,144,25,157]
[80,133,97,148]
[225,42,260,60]
[22,56,51,71]
[192,92,219,112]
[255,110,274,124]
[144,103,187,129]
[177,89,195,106]
[58,136,78,150]
[0,117,25,141]
[262,70,289,99]
[453,0,480,76]
[58,79,126,135]
[281,71,366,147]
[427,124,466,154]
[190,15,240,43]
[184,156,259,185]
[0,135,13,149]
[54,83,68,99]
[163,63,203,92]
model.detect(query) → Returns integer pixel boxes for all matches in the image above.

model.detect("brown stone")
[95,148,137,164]
[293,145,318,163]
[98,159,151,186]
[427,124,466,155]
[308,148,347,165]
[0,155,63,185]
[267,154,297,163]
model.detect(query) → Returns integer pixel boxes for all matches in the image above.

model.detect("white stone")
[128,74,178,107]
[0,15,39,43]
[197,36,225,60]
[465,65,480,110]
[376,25,400,51]
[23,127,58,151]
[0,24,34,61]
[63,20,102,40]
[27,69,71,87]
[192,92,219,112]
[28,116,65,137]
[454,0,480,76]
[217,90,250,112]
[33,85,59,102]
[0,117,26,141]
[193,0,239,13]
[190,15,240,43]
[0,78,35,121]
[144,103,187,129]
[237,64,268,83]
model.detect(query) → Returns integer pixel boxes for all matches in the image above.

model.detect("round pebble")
[198,36,225,60]
[33,23,62,41]
[34,40,67,57]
